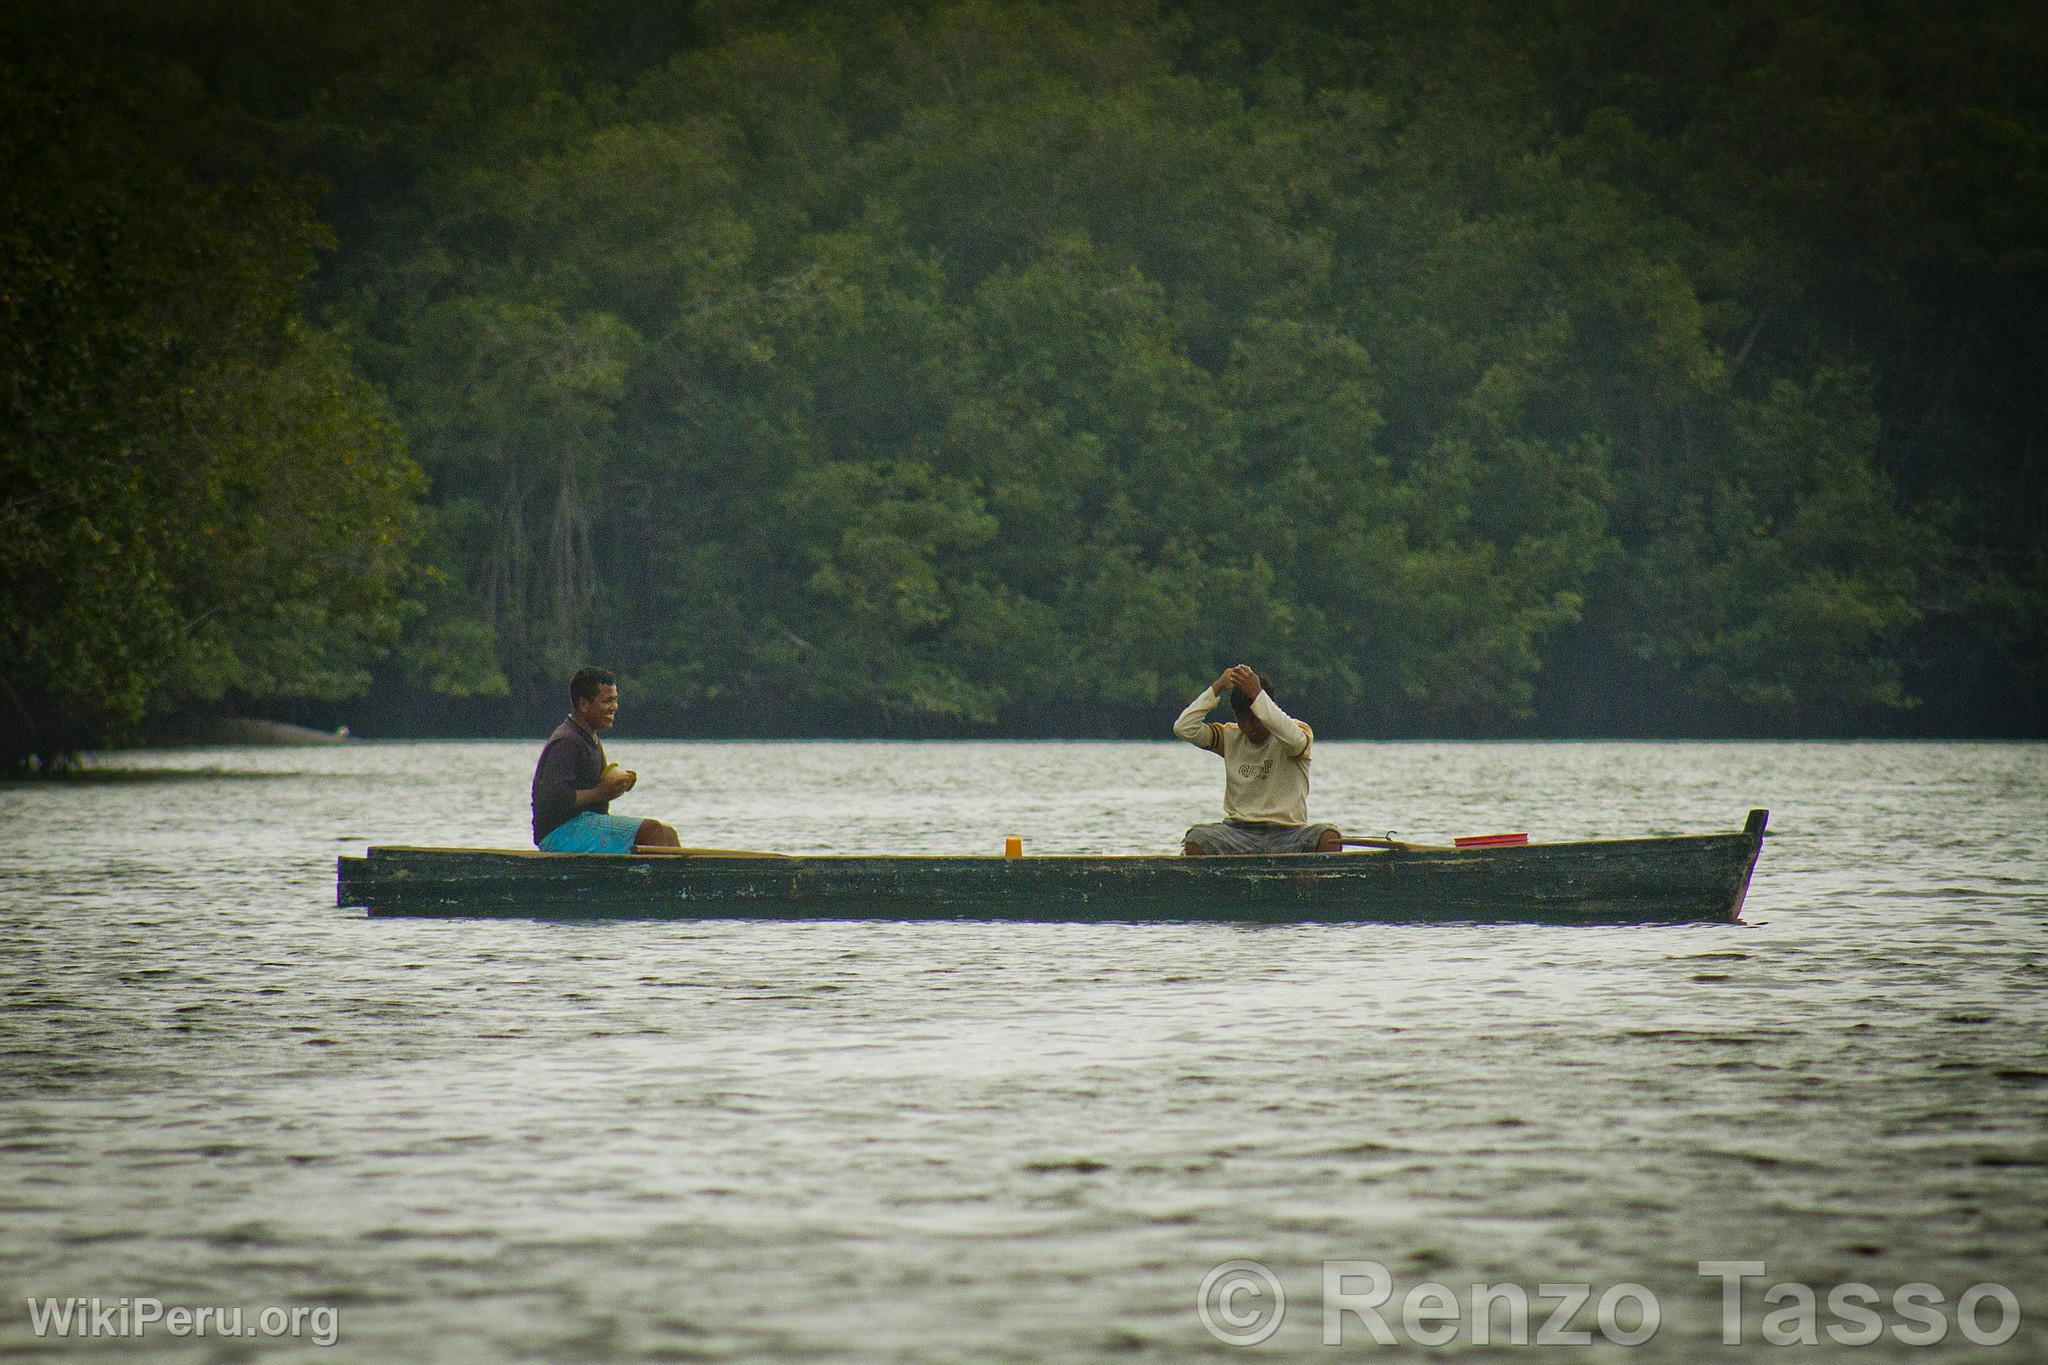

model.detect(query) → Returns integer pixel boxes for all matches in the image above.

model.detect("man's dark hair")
[1230,672,1272,715]
[569,666,616,706]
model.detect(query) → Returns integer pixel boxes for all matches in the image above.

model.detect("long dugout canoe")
[337,810,1769,924]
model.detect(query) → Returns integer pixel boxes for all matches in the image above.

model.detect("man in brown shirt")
[530,667,680,852]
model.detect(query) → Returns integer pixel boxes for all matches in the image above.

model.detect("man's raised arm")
[1174,671,1234,750]
[1250,689,1310,757]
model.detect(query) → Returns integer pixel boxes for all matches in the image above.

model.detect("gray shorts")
[1183,819,1339,854]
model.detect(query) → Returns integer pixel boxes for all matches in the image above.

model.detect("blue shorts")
[538,811,644,854]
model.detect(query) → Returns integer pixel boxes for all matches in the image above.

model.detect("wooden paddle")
[1340,832,1529,852]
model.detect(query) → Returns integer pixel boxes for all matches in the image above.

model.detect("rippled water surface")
[2,740,2044,1361]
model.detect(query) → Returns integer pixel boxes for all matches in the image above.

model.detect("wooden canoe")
[336,809,1768,924]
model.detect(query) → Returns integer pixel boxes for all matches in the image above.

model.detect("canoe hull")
[337,811,1768,924]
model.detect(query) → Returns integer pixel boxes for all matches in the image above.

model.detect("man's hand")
[598,767,636,800]
[1212,668,1236,696]
[1220,664,1260,700]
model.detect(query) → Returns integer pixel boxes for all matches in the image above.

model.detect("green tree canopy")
[1,57,424,767]
[7,0,2042,751]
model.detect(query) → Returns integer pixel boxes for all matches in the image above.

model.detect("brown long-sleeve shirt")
[531,715,606,845]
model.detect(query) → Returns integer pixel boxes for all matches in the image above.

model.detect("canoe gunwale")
[361,816,1768,863]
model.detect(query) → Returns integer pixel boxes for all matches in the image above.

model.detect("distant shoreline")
[147,718,354,747]
[122,727,2046,747]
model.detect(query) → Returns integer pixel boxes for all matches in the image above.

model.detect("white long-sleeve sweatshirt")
[1172,686,1315,824]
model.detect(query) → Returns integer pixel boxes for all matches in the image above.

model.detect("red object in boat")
[1455,832,1530,847]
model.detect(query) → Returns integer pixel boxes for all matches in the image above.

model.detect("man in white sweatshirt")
[1173,664,1342,855]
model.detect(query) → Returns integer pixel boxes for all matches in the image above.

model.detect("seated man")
[530,666,681,853]
[1173,664,1341,855]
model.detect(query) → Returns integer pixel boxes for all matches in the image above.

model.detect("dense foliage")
[1,56,424,767]
[6,0,2043,761]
